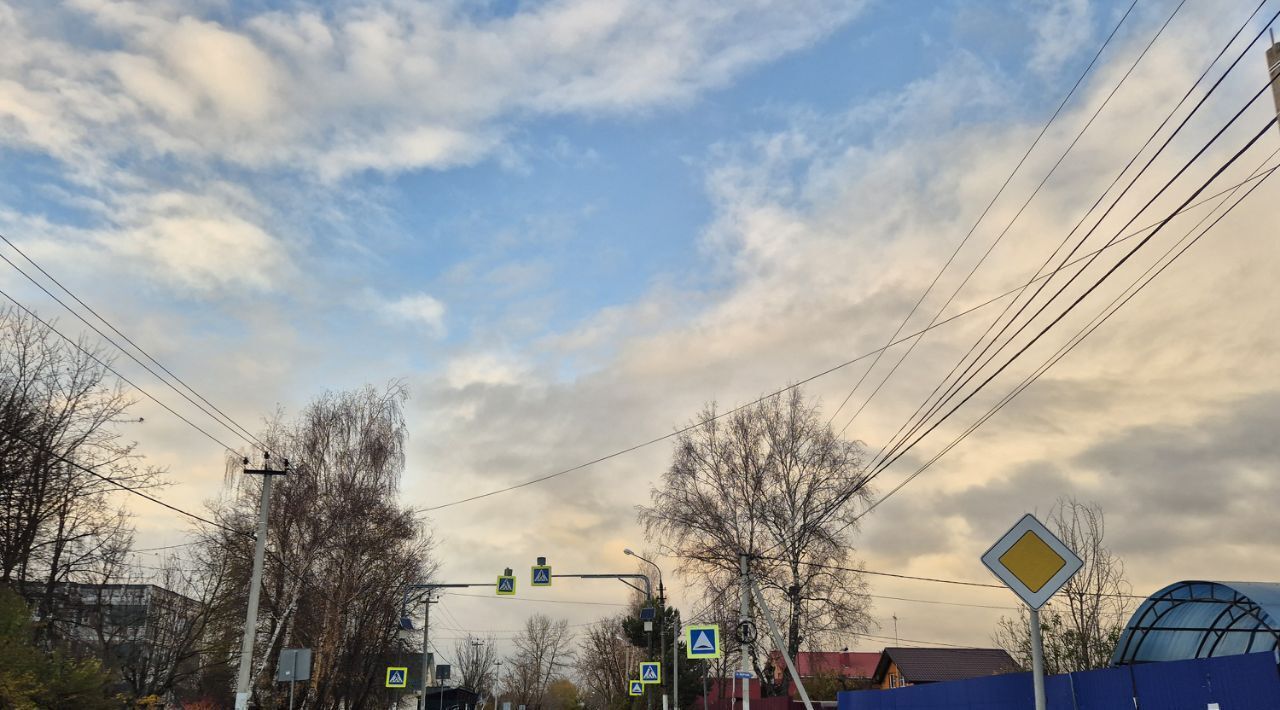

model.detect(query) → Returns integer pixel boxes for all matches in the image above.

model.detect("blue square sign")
[531,566,552,587]
[685,624,721,659]
[640,662,661,684]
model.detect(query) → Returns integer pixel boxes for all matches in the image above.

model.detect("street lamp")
[624,549,674,710]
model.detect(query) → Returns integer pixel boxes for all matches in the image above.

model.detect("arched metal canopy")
[1112,580,1280,665]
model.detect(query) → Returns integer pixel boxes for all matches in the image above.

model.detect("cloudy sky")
[3,0,1280,657]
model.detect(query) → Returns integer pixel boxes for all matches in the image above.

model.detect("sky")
[3,0,1280,660]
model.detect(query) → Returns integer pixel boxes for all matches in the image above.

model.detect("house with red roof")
[769,650,881,697]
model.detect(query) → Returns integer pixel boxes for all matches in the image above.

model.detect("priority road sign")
[981,513,1083,610]
[386,667,408,688]
[629,680,644,696]
[640,662,661,684]
[497,575,516,596]
[531,565,552,586]
[685,624,721,659]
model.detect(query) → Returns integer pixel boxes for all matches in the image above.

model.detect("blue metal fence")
[837,651,1280,710]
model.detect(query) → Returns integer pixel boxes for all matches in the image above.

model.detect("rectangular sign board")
[276,648,312,682]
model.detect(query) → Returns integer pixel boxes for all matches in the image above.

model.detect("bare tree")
[639,388,873,691]
[575,615,633,710]
[199,383,437,708]
[455,634,500,697]
[0,306,156,642]
[503,614,574,709]
[993,498,1132,673]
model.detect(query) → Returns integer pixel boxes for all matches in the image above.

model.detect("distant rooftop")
[872,647,1020,684]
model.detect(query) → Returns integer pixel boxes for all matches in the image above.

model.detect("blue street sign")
[639,607,656,621]
[685,624,722,659]
[640,662,661,684]
[496,575,516,596]
[734,671,754,679]
[386,667,408,688]
[629,680,644,696]
[531,566,552,586]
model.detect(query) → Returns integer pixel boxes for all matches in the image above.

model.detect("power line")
[0,424,247,537]
[751,554,1150,600]
[858,632,976,649]
[855,146,1279,525]
[0,288,242,453]
[871,4,1280,476]
[0,243,265,452]
[418,166,1272,513]
[132,541,202,553]
[834,0,1188,439]
[868,103,1278,489]
[826,0,1141,429]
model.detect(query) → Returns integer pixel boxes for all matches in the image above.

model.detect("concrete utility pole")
[738,554,751,710]
[235,455,288,710]
[422,593,437,710]
[404,581,496,710]
[747,578,814,710]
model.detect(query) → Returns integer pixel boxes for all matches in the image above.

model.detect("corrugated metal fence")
[837,651,1280,710]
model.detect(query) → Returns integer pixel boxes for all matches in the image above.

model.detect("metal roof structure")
[1112,580,1280,665]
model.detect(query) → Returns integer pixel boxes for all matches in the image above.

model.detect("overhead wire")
[824,0,1142,429]
[834,0,1189,438]
[871,3,1280,475]
[854,145,1280,523]
[0,424,247,537]
[0,233,268,452]
[0,288,242,453]
[417,166,1275,514]
[867,87,1279,488]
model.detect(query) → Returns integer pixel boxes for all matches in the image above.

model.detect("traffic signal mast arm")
[549,573,652,600]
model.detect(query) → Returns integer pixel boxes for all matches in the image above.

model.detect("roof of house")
[770,651,880,679]
[872,647,1020,684]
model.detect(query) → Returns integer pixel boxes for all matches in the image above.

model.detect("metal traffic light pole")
[625,550,675,710]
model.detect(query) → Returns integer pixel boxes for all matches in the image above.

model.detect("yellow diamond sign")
[982,514,1082,609]
[998,531,1066,593]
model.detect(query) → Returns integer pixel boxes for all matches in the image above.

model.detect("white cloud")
[0,0,868,180]
[380,292,447,336]
[396,0,1280,650]
[1026,0,1093,77]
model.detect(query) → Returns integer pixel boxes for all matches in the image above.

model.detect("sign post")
[275,648,311,710]
[981,514,1083,710]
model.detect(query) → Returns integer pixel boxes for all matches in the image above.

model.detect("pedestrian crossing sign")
[497,575,516,596]
[629,680,644,696]
[685,624,722,659]
[640,662,661,684]
[386,667,408,688]
[531,565,552,586]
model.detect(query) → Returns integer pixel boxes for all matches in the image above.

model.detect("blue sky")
[4,0,1280,653]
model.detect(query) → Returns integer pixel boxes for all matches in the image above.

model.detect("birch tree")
[638,388,873,692]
